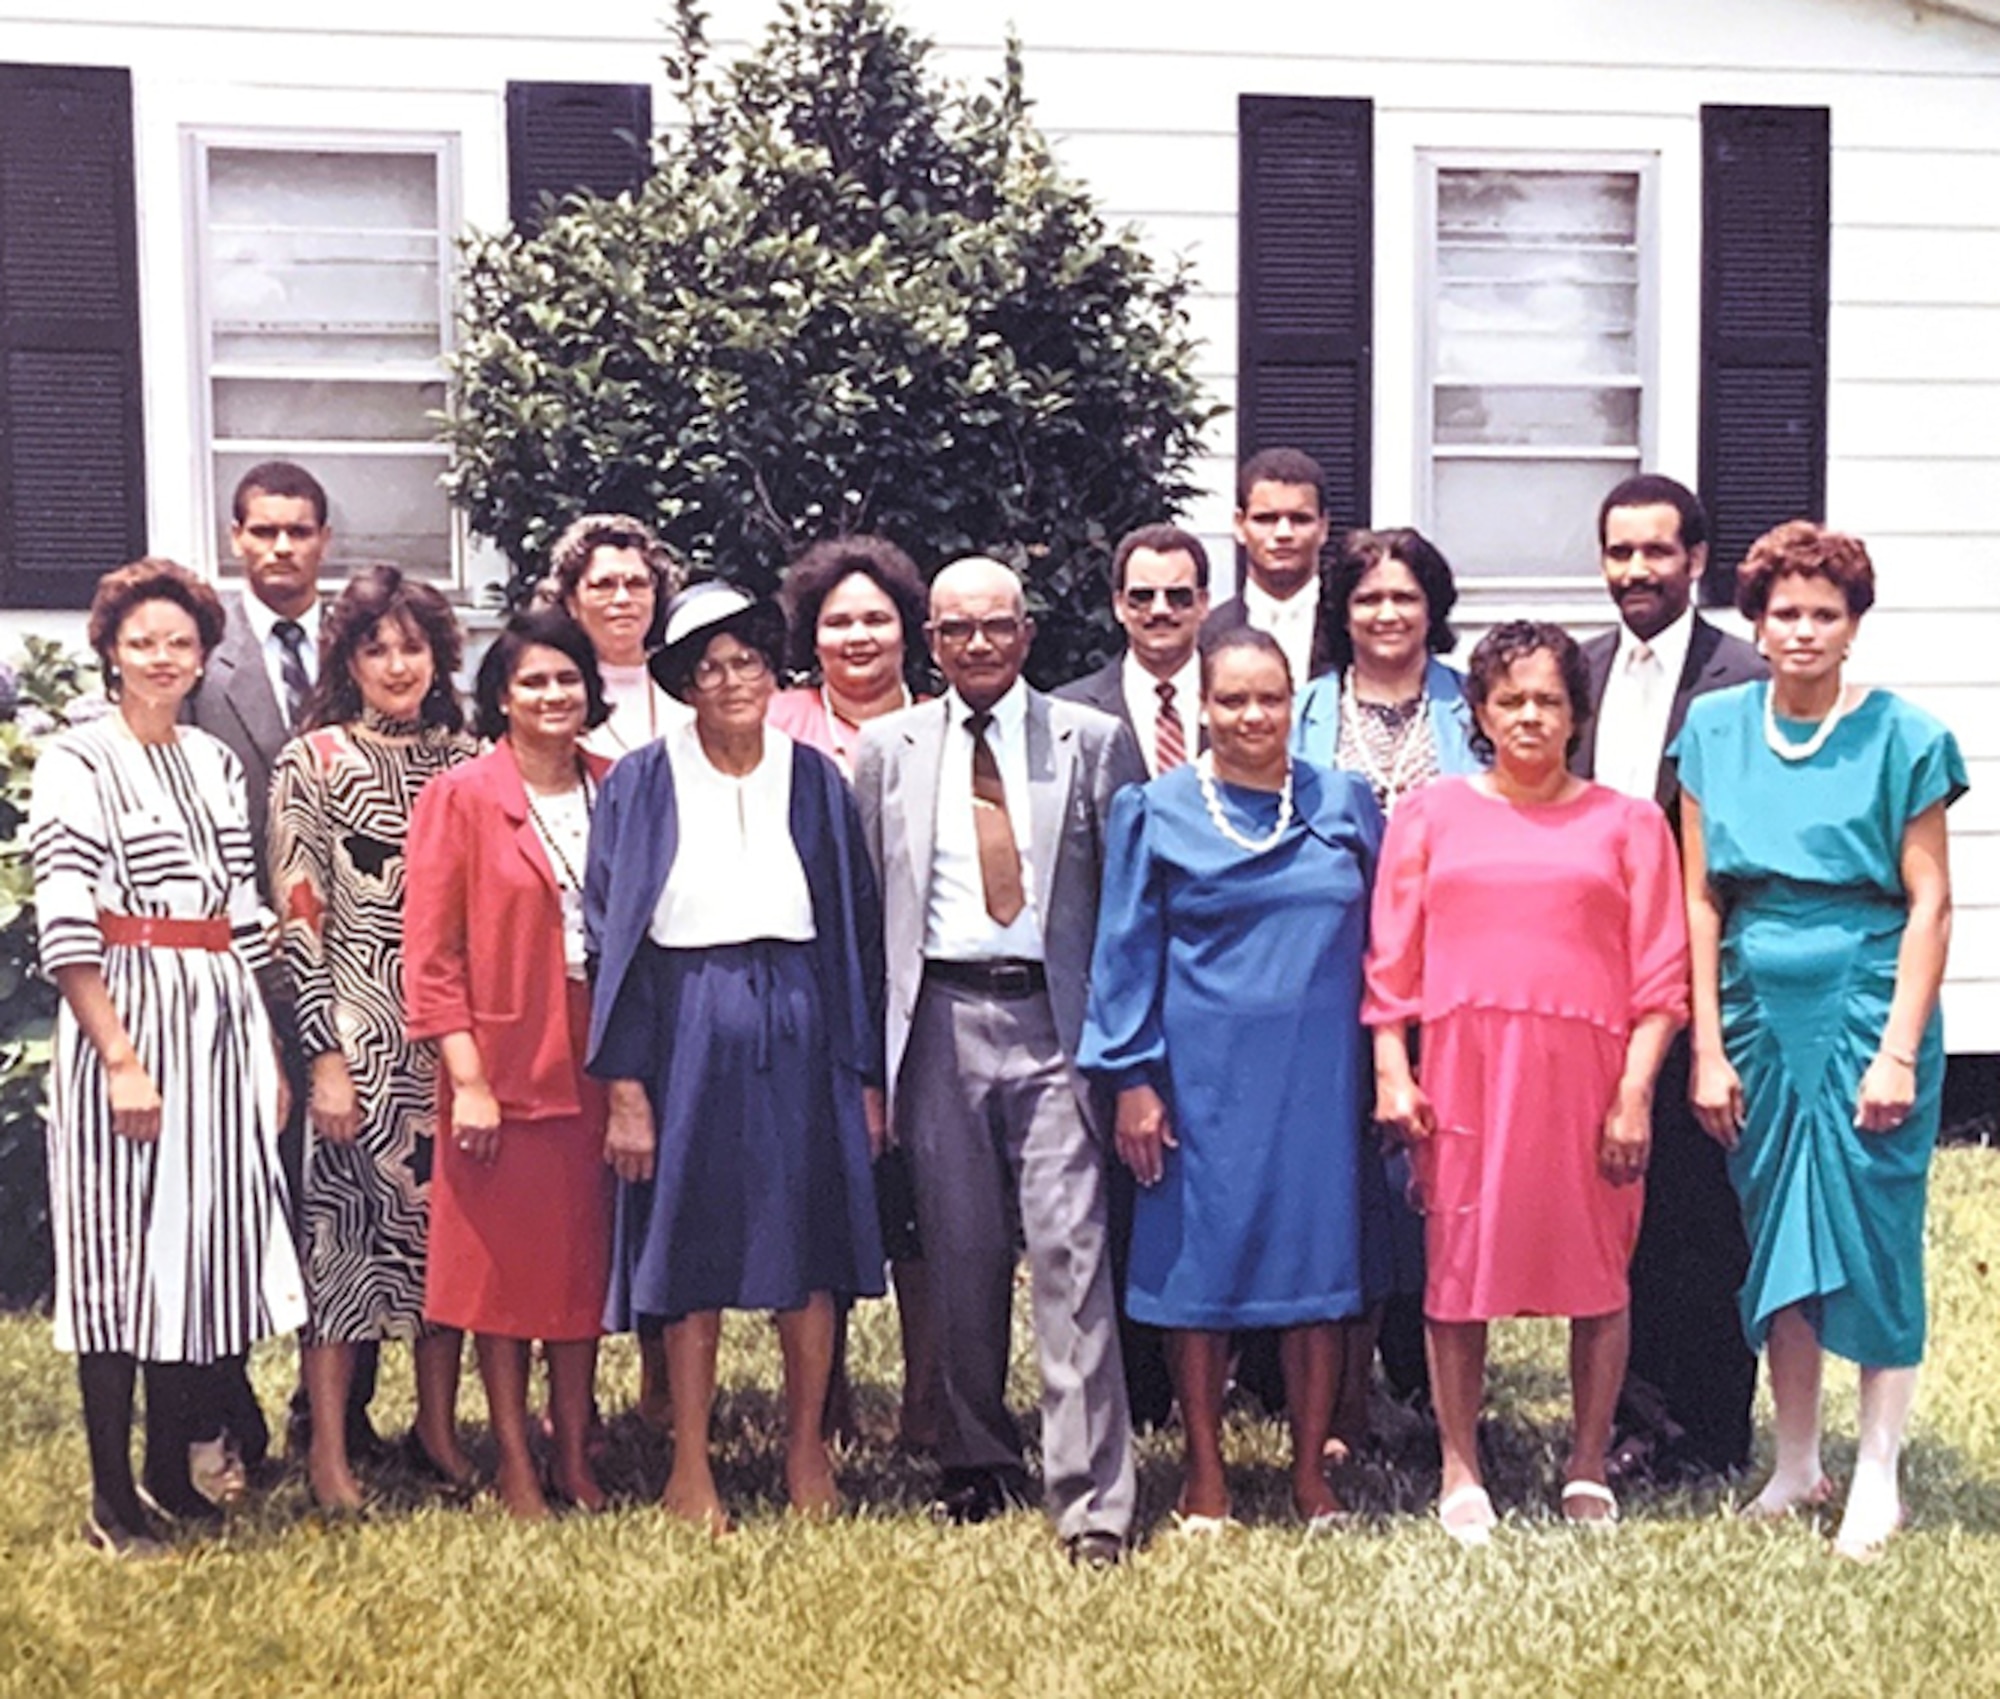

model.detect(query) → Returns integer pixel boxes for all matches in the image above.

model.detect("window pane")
[1432,458,1636,578]
[1438,169,1637,246]
[214,449,452,580]
[209,149,437,230]
[214,379,444,442]
[1436,385,1640,448]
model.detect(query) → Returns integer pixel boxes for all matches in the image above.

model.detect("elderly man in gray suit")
[853,556,1144,1568]
[1576,472,1766,1485]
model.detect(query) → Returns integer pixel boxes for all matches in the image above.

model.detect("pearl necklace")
[1764,683,1859,763]
[1196,750,1295,855]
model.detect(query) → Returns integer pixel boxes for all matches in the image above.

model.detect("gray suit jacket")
[1055,654,1208,771]
[186,593,293,898]
[1575,613,1766,814]
[851,688,1146,1131]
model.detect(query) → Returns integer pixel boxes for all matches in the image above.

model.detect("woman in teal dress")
[1677,521,1963,1561]
[1081,627,1385,1528]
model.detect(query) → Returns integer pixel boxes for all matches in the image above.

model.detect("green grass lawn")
[5,1146,2000,1697]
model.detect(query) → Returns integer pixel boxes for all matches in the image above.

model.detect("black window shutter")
[1238,96,1372,532]
[506,82,653,234]
[0,63,145,611]
[1698,104,1829,604]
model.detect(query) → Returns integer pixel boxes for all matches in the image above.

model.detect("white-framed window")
[189,131,461,583]
[1420,153,1656,584]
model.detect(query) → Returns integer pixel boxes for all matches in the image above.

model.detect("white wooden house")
[1,0,1995,1046]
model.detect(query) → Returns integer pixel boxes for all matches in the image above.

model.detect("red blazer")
[403,741,611,1120]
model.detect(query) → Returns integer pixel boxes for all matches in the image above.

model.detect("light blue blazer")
[1291,656,1484,774]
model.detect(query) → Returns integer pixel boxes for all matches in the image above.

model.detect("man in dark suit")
[187,460,384,1475]
[1201,447,1336,686]
[1057,522,1209,777]
[853,556,1144,1568]
[1575,472,1766,1481]
[1056,522,1209,1431]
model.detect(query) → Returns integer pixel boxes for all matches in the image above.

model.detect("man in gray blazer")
[1576,472,1766,1482]
[187,460,384,1474]
[853,556,1144,1567]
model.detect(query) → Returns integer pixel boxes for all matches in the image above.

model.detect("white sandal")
[1437,1483,1496,1547]
[1560,1478,1620,1527]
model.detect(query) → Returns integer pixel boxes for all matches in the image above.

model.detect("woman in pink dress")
[1366,621,1688,1543]
[769,536,938,1448]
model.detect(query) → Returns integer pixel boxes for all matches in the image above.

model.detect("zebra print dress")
[269,714,472,1344]
[29,716,306,1361]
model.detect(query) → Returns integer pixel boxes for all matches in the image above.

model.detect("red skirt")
[424,982,611,1340]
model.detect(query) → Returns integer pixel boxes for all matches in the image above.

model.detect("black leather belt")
[924,958,1048,998]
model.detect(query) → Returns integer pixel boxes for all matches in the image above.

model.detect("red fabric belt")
[98,912,232,951]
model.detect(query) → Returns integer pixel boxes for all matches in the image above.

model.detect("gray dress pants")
[897,976,1135,1540]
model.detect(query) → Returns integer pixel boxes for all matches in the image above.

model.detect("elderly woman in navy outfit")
[585,582,885,1529]
[1291,526,1480,1449]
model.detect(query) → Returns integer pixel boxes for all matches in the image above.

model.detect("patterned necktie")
[273,619,312,730]
[1155,679,1187,773]
[967,711,1025,926]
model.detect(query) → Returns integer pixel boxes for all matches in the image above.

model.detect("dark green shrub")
[443,0,1217,683]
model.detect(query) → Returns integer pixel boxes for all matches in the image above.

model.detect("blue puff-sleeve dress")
[1674,683,1967,1367]
[1079,761,1387,1329]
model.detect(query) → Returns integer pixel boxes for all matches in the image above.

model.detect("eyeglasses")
[928,616,1024,648]
[1122,586,1198,611]
[578,574,654,601]
[691,651,772,689]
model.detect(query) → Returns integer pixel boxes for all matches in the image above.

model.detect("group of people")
[29,449,1963,1570]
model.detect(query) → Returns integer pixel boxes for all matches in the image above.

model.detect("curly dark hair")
[777,535,932,692]
[541,513,685,651]
[473,609,611,744]
[302,565,465,733]
[88,558,228,697]
[1735,520,1876,620]
[1310,527,1459,679]
[1464,620,1592,763]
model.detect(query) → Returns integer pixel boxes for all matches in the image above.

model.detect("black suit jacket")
[1575,614,1766,814]
[1200,594,1337,680]
[1054,654,1207,774]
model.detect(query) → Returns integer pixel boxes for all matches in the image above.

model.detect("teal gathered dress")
[1673,684,1967,1367]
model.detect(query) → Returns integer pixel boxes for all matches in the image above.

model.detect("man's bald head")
[928,555,1034,711]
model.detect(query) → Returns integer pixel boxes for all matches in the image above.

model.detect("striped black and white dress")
[269,714,471,1344]
[28,715,306,1361]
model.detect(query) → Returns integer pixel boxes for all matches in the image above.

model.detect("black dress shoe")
[1065,1530,1125,1570]
[347,1416,394,1469]
[397,1430,477,1497]
[930,1468,1033,1526]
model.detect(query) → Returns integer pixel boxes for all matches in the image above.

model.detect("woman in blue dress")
[1291,527,1482,1442]
[1678,521,1963,1561]
[1081,627,1384,1528]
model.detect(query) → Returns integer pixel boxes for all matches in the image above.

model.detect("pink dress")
[1363,778,1689,1322]
[767,688,859,778]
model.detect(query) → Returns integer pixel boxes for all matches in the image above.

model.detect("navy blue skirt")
[604,940,884,1326]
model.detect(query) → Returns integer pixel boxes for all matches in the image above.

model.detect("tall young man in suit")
[853,556,1145,1567]
[1576,472,1766,1480]
[1202,447,1333,688]
[1056,523,1210,779]
[188,461,384,1476]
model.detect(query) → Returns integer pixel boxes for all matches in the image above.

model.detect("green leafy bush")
[443,0,1218,683]
[0,638,101,1307]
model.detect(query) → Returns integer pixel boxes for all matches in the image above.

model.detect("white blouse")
[582,662,692,761]
[648,724,815,947]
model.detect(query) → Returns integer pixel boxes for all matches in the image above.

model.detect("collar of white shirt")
[1612,604,1695,685]
[242,590,321,658]
[1242,574,1320,631]
[1120,648,1199,714]
[944,677,1029,741]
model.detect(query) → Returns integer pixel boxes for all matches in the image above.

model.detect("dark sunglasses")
[1122,585,1198,610]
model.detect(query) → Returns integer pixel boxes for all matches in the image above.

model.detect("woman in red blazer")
[404,610,614,1518]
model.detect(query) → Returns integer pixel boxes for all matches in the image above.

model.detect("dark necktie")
[1155,679,1187,774]
[273,619,312,730]
[967,711,1025,926]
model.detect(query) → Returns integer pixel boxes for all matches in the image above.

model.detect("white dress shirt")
[923,681,1044,962]
[1243,575,1322,690]
[1593,606,1695,801]
[1120,650,1201,778]
[650,724,814,946]
[241,592,320,722]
